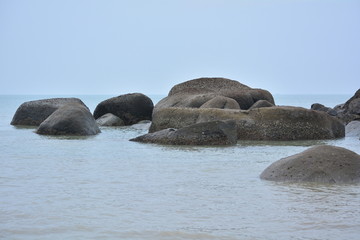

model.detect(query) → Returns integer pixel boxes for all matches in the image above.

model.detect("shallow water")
[1,94,359,240]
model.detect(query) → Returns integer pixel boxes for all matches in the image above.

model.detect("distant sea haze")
[0,94,358,240]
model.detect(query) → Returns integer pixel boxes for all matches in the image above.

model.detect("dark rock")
[96,113,125,126]
[11,98,86,126]
[149,106,345,140]
[260,145,360,184]
[131,120,237,145]
[93,93,154,125]
[249,100,275,110]
[154,77,274,111]
[346,121,360,137]
[200,96,240,109]
[311,103,337,116]
[36,103,100,136]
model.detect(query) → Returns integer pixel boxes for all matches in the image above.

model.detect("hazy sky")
[1,0,359,95]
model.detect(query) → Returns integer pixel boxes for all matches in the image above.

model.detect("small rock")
[96,113,125,126]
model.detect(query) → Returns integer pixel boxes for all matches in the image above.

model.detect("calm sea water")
[0,94,359,240]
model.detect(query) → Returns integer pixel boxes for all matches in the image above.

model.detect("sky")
[0,0,359,95]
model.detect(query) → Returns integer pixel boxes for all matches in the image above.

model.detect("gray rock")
[149,106,345,140]
[36,103,100,136]
[200,96,240,109]
[11,98,86,126]
[345,120,360,137]
[335,89,360,123]
[249,100,275,110]
[154,77,274,111]
[93,93,154,125]
[260,145,360,184]
[96,113,125,126]
[131,120,237,145]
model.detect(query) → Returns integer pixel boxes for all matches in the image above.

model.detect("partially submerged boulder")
[260,145,360,184]
[131,120,237,145]
[93,93,154,125]
[36,103,100,136]
[11,98,86,126]
[149,106,344,140]
[96,113,125,126]
[154,77,274,111]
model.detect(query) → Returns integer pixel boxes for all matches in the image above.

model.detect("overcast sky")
[1,0,359,95]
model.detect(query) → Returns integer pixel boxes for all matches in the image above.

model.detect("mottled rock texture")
[131,120,237,145]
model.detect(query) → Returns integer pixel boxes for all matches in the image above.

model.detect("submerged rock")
[96,113,125,126]
[36,103,100,136]
[131,120,237,145]
[260,145,360,184]
[11,98,86,126]
[93,93,154,125]
[149,106,345,140]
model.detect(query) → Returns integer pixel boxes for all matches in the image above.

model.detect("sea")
[0,94,359,240]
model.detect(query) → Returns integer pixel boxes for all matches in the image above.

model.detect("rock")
[335,89,360,123]
[249,100,275,110]
[345,121,360,137]
[149,106,345,140]
[96,113,125,126]
[154,77,274,111]
[11,98,86,126]
[93,93,153,125]
[260,145,360,184]
[311,103,337,116]
[200,96,240,110]
[131,120,237,145]
[36,103,100,136]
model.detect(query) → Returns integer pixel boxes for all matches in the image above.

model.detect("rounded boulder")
[36,103,100,136]
[260,145,360,184]
[93,93,154,125]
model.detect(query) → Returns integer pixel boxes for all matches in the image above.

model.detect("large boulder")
[260,145,360,184]
[36,103,100,136]
[96,113,125,126]
[11,98,86,126]
[93,93,153,125]
[131,120,237,145]
[154,77,274,111]
[345,120,360,137]
[149,106,345,140]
